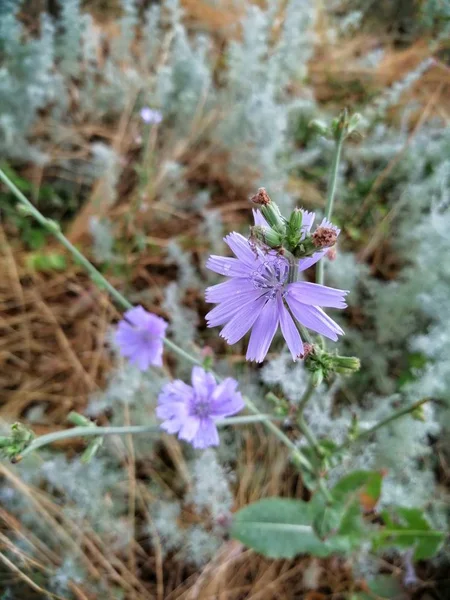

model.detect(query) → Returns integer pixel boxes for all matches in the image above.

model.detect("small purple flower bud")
[140,107,163,125]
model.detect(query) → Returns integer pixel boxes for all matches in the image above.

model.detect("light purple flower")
[115,306,168,370]
[140,107,163,125]
[157,367,244,449]
[205,233,348,362]
[253,208,340,270]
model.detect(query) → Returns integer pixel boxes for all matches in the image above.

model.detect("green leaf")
[231,498,330,559]
[26,252,67,272]
[333,470,377,498]
[367,575,407,599]
[376,506,444,560]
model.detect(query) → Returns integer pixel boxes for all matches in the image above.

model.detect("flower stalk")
[4,414,283,462]
[316,111,346,288]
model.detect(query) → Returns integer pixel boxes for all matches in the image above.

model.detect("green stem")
[297,380,315,413]
[341,397,432,451]
[1,167,320,482]
[244,395,314,473]
[297,415,323,459]
[18,415,279,459]
[316,127,345,288]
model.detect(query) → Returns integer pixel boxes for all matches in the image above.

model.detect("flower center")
[139,329,154,343]
[193,397,211,418]
[250,257,289,299]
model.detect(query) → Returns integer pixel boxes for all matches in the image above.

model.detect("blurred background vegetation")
[0,0,449,598]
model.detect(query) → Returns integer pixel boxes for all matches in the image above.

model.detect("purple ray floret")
[157,367,244,449]
[205,233,348,362]
[115,306,168,370]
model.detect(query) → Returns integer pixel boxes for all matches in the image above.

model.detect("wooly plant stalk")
[0,109,444,568]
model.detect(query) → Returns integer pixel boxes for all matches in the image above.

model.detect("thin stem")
[297,380,315,413]
[244,395,314,473]
[340,397,432,451]
[18,415,280,459]
[1,167,318,482]
[316,128,345,288]
[297,416,323,459]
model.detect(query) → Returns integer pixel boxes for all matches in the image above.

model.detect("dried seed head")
[250,187,271,206]
[312,226,338,248]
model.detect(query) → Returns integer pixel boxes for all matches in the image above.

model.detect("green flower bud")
[67,411,93,427]
[286,209,304,248]
[81,436,104,463]
[311,368,324,387]
[252,225,284,248]
[0,423,35,462]
[250,188,286,234]
[46,219,61,233]
[347,112,362,136]
[411,405,426,422]
[16,204,33,216]
[332,355,361,375]
[309,119,330,138]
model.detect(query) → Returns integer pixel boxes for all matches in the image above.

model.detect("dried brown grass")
[1,4,448,598]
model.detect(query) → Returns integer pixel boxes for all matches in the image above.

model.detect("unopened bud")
[309,119,330,138]
[0,423,35,462]
[311,368,324,387]
[16,204,33,216]
[46,219,61,233]
[411,404,426,422]
[68,411,94,427]
[81,436,104,463]
[250,188,286,234]
[252,225,284,248]
[347,112,362,136]
[332,355,360,375]
[286,209,304,248]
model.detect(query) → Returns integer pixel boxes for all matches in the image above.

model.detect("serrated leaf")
[231,498,330,559]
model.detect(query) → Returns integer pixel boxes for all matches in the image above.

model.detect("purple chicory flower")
[253,208,340,270]
[115,306,168,370]
[205,233,348,362]
[140,107,163,125]
[157,367,244,449]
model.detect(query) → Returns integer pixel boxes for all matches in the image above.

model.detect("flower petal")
[277,296,303,360]
[287,282,348,309]
[300,209,316,234]
[178,416,201,443]
[205,278,254,303]
[205,289,264,327]
[219,295,268,345]
[246,297,279,362]
[286,296,344,341]
[206,255,251,278]
[297,250,326,272]
[191,367,215,400]
[252,209,269,227]
[210,378,245,417]
[224,232,259,266]
[192,418,220,449]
